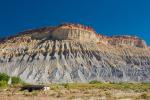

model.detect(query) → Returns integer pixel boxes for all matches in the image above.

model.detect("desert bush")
[0,73,10,82]
[104,91,111,97]
[0,73,25,86]
[31,91,38,96]
[61,83,70,89]
[140,93,149,99]
[51,85,60,91]
[12,76,23,85]
[0,80,8,88]
[89,80,102,84]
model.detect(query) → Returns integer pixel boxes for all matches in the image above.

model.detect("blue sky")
[0,0,150,45]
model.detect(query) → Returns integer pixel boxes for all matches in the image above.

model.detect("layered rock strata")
[0,23,149,84]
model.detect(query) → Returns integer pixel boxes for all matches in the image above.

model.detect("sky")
[0,0,150,45]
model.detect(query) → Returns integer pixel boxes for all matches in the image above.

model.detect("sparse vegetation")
[48,81,150,92]
[0,73,25,88]
[140,93,149,99]
[61,83,70,89]
[0,81,149,99]
[0,73,10,82]
[0,73,9,88]
[50,84,61,91]
[0,76,149,99]
[89,80,102,84]
[12,76,24,85]
[31,91,38,96]
[0,80,8,88]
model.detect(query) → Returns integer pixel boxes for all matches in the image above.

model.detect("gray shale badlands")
[0,23,150,84]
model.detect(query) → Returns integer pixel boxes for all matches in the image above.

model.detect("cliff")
[0,23,149,84]
[97,35,147,48]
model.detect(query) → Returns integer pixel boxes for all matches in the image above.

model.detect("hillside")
[0,23,150,84]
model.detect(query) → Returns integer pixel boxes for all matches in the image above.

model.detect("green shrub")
[0,80,8,88]
[12,76,23,85]
[89,80,102,84]
[0,73,10,82]
[51,85,60,91]
[31,91,38,96]
[0,73,26,86]
[61,83,70,89]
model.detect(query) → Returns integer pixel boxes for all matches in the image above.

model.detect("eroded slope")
[0,23,149,84]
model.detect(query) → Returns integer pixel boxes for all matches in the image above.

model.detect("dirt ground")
[0,88,149,100]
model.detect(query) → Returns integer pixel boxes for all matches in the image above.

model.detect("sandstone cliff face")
[51,24,98,42]
[97,35,147,48]
[0,24,149,84]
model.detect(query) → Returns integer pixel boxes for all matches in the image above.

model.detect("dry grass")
[0,82,149,100]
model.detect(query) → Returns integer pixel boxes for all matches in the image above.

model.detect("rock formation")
[0,23,149,84]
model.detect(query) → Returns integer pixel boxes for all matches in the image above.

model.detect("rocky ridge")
[0,23,150,84]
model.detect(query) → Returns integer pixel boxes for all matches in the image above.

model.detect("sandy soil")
[0,88,149,100]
